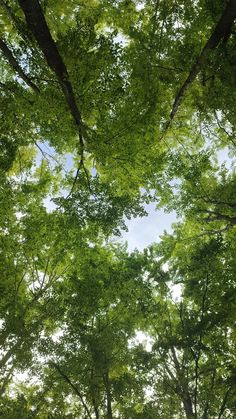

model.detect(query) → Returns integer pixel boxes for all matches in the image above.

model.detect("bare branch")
[35,142,62,167]
[151,64,184,72]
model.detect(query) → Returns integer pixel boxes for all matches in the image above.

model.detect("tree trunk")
[170,347,195,419]
[183,394,195,419]
[103,371,113,419]
[18,0,81,127]
[90,368,100,419]
[93,403,100,419]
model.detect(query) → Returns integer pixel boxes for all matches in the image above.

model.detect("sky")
[39,143,234,254]
[33,3,235,256]
[121,205,177,251]
[120,146,233,252]
[37,143,177,252]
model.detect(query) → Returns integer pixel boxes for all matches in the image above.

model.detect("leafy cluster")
[0,0,236,417]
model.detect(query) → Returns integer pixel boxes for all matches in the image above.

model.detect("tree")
[0,0,236,417]
[29,245,152,418]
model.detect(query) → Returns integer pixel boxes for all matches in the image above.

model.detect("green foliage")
[0,0,236,417]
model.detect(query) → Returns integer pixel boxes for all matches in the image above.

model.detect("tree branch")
[18,0,87,194]
[51,362,92,419]
[202,369,216,419]
[18,0,82,127]
[0,80,34,104]
[165,308,194,419]
[214,111,236,147]
[170,0,236,120]
[0,365,14,396]
[218,387,231,419]
[0,37,39,93]
[193,275,209,418]
[64,156,84,201]
[35,141,62,168]
[0,0,33,43]
[103,370,113,419]
[196,196,236,211]
[199,209,236,225]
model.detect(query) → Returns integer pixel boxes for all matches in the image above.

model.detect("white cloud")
[120,204,177,251]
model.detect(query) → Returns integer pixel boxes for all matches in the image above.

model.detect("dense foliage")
[0,0,236,417]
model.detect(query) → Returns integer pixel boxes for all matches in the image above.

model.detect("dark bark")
[0,0,32,43]
[92,401,100,419]
[182,395,195,419]
[18,0,81,127]
[172,351,194,419]
[218,387,231,419]
[0,37,39,93]
[202,369,216,419]
[170,0,236,120]
[103,371,113,419]
[192,277,209,419]
[163,355,194,419]
[167,313,195,419]
[90,368,100,419]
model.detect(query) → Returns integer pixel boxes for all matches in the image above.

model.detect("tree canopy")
[0,0,236,417]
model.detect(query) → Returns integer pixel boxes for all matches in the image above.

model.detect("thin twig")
[214,111,236,147]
